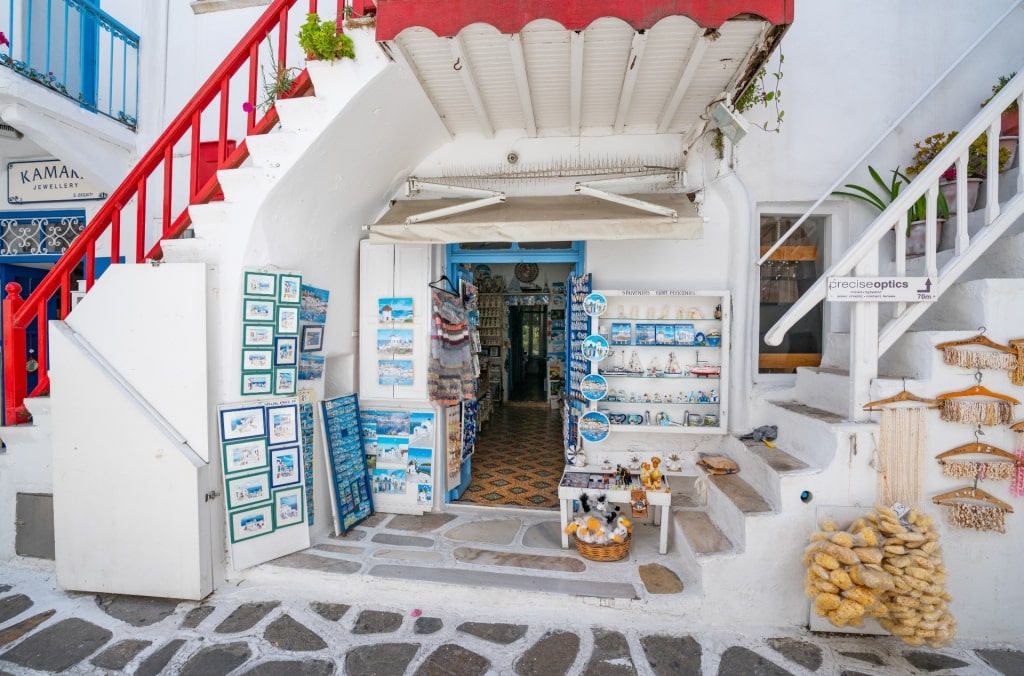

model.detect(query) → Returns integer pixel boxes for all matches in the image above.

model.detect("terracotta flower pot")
[939,178,982,214]
[1002,108,1019,137]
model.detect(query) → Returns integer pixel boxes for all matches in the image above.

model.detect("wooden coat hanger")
[1012,421,1024,431]
[936,382,1021,405]
[934,329,1016,355]
[862,379,938,410]
[429,275,458,297]
[935,428,1019,461]
[932,485,1014,513]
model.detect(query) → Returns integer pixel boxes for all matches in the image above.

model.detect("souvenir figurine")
[665,352,683,375]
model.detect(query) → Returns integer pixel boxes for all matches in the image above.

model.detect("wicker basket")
[573,533,631,562]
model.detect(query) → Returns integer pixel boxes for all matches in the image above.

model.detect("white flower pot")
[939,178,982,214]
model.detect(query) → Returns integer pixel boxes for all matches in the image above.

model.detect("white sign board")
[8,159,106,204]
[826,277,936,302]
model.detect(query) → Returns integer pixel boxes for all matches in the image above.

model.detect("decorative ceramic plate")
[515,262,539,283]
[579,411,610,443]
[581,334,609,361]
[581,374,609,401]
[582,293,607,317]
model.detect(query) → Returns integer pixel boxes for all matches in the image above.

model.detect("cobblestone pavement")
[1,558,1022,675]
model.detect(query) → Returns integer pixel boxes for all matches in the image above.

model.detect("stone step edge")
[671,508,736,559]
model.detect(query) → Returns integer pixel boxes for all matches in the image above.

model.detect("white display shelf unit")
[582,289,729,444]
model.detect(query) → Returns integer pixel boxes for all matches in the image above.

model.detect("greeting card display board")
[218,397,309,571]
[359,400,437,515]
[240,270,302,396]
[320,394,374,534]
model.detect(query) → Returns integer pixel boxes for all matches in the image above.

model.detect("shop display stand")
[478,293,507,404]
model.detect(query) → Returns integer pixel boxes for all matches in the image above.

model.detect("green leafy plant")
[735,53,785,133]
[982,72,1018,112]
[832,166,949,234]
[298,13,355,61]
[905,131,1011,179]
[257,39,300,113]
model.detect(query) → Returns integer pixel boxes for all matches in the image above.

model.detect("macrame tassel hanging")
[877,407,926,506]
[1012,341,1024,387]
[943,502,1006,533]
[1013,429,1024,499]
[941,346,1017,372]
[939,459,1016,481]
[939,399,1015,426]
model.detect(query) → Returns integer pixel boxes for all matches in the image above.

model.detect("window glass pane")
[457,242,513,250]
[519,241,572,249]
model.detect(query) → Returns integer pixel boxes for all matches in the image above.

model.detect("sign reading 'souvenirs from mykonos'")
[7,159,107,204]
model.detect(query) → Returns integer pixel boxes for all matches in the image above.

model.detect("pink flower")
[941,166,956,181]
[0,32,9,48]
[410,609,422,617]
[241,101,254,113]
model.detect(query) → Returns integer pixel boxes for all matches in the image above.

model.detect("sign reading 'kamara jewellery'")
[826,276,937,302]
[7,159,107,204]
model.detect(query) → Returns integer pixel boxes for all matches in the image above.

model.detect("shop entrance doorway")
[447,242,581,508]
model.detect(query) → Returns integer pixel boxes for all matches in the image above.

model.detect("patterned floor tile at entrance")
[458,406,564,509]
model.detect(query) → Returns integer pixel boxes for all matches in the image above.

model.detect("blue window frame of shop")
[446,240,585,271]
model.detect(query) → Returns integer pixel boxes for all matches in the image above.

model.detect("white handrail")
[764,70,1024,348]
[757,0,1024,266]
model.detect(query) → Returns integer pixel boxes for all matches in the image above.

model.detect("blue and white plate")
[582,293,607,317]
[581,334,609,361]
[579,411,611,443]
[581,374,609,401]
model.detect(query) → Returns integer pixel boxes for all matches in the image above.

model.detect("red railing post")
[3,282,27,426]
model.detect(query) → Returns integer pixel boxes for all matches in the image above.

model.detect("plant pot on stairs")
[905,219,945,258]
[939,178,982,214]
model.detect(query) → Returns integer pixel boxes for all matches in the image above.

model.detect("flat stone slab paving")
[0,594,32,624]
[975,649,1024,674]
[641,635,701,676]
[135,638,186,676]
[675,510,733,555]
[522,521,563,549]
[358,512,391,528]
[371,533,436,547]
[179,640,251,676]
[638,564,683,594]
[587,629,636,675]
[414,643,490,676]
[215,601,280,633]
[515,631,580,675]
[345,643,419,675]
[180,605,216,629]
[333,528,367,541]
[351,609,404,634]
[444,518,521,545]
[717,646,792,675]
[96,594,179,626]
[457,621,527,644]
[767,637,822,671]
[453,547,586,572]
[0,610,55,647]
[91,638,153,670]
[242,659,336,675]
[263,613,328,651]
[903,650,969,671]
[839,650,884,666]
[387,513,457,532]
[311,601,350,621]
[373,548,444,563]
[314,543,364,555]
[368,564,637,599]
[0,617,112,672]
[267,552,362,574]
[415,617,444,634]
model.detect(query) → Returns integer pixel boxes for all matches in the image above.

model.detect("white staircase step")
[274,97,335,133]
[708,474,773,514]
[160,239,211,264]
[751,399,867,471]
[741,439,811,474]
[244,131,313,171]
[673,510,734,557]
[914,278,1024,334]
[216,167,275,203]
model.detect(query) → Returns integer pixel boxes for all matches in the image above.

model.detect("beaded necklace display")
[1013,423,1024,499]
[935,331,1022,385]
[936,372,1018,426]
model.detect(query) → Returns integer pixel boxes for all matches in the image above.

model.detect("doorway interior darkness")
[447,241,583,508]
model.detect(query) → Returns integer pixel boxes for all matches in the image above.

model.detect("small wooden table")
[558,467,673,554]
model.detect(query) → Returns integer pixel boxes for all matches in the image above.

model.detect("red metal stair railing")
[2,0,349,425]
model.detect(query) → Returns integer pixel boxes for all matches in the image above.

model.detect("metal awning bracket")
[405,178,505,199]
[575,184,678,220]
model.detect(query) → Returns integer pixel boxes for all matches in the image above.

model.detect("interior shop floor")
[457,405,564,509]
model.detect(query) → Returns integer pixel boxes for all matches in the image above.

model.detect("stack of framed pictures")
[241,270,303,396]
[298,284,329,381]
[219,399,304,544]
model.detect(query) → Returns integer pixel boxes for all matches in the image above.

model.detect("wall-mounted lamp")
[709,101,748,144]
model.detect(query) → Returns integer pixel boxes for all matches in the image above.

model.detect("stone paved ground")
[1,560,1022,675]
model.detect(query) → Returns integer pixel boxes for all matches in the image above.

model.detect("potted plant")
[982,72,1018,137]
[905,131,1011,213]
[298,13,355,61]
[832,166,949,258]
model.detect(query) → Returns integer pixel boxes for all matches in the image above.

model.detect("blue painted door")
[0,264,51,398]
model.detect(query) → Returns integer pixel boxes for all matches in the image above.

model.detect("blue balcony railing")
[1,0,139,130]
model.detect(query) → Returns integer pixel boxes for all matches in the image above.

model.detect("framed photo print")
[267,403,299,445]
[244,271,277,297]
[226,471,271,510]
[273,486,305,528]
[279,274,302,304]
[222,437,268,474]
[270,446,301,487]
[243,323,274,347]
[274,336,298,366]
[300,324,324,352]
[220,405,266,441]
[229,503,273,542]
[274,367,297,396]
[488,346,500,357]
[241,372,273,396]
[277,305,299,335]
[241,349,273,372]
[243,298,275,323]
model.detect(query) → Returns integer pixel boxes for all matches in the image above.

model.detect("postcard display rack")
[218,397,310,571]
[477,293,507,403]
[358,399,439,515]
[577,290,730,454]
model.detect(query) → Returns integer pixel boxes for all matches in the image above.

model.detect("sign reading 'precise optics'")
[826,277,936,302]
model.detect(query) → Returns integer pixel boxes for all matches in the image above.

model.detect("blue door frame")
[444,242,585,502]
